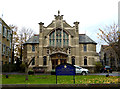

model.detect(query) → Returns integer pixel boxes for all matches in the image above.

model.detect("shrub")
[19,64,26,72]
[94,61,102,73]
[2,64,17,72]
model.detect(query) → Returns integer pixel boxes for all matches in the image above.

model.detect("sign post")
[55,63,75,84]
[56,75,57,84]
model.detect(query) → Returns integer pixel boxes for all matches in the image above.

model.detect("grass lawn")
[2,75,120,84]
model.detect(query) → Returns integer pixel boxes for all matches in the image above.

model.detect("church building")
[23,12,99,72]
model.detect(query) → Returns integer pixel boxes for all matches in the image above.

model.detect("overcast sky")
[0,0,119,52]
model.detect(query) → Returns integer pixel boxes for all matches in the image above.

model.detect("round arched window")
[84,56,87,65]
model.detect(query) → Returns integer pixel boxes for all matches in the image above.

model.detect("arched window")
[43,56,47,65]
[49,31,55,46]
[63,31,69,46]
[32,45,35,52]
[56,29,62,47]
[71,56,75,65]
[84,56,87,65]
[49,28,69,47]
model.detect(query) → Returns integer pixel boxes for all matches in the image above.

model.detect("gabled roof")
[79,34,97,44]
[23,34,39,45]
[47,20,72,28]
[24,34,97,45]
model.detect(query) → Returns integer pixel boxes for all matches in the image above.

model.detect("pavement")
[88,71,120,76]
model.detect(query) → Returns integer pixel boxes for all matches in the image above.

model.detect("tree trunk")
[25,66,28,80]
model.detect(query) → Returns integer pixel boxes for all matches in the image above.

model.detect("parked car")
[100,66,112,73]
[28,70,34,75]
[51,69,56,75]
[32,67,45,73]
[74,65,89,75]
[28,69,34,75]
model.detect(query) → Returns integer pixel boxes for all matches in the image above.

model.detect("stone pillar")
[74,21,79,32]
[38,22,44,66]
[47,56,52,71]
[74,21,80,65]
[68,55,71,64]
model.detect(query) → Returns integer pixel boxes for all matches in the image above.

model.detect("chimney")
[74,21,79,32]
[39,22,44,33]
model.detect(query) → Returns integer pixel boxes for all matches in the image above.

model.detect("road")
[2,72,120,76]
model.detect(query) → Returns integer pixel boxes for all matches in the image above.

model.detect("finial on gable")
[58,10,60,15]
[54,10,63,20]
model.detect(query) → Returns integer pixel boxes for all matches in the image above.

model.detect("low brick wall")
[1,84,120,89]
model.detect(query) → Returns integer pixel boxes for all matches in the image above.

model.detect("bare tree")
[9,25,19,63]
[98,23,120,69]
[19,27,34,42]
[9,25,34,64]
[24,57,35,80]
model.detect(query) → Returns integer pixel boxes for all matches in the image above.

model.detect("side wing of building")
[0,18,13,64]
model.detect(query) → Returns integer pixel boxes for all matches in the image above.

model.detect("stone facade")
[0,18,13,64]
[23,12,99,72]
[100,45,120,70]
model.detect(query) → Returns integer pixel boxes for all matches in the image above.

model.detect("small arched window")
[43,56,47,65]
[71,56,75,65]
[84,56,87,65]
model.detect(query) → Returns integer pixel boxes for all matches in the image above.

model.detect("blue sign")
[56,63,75,75]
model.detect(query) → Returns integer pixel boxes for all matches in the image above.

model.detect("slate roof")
[79,34,97,44]
[24,34,97,45]
[23,35,39,45]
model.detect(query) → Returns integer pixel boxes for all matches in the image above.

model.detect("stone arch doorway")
[50,52,68,69]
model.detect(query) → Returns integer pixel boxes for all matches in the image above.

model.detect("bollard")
[106,70,109,77]
[106,74,109,77]
[6,75,8,78]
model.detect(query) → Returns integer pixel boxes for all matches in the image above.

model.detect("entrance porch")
[50,52,68,69]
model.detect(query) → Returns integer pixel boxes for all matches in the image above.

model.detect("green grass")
[2,75,120,84]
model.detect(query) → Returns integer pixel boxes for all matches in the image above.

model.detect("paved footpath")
[88,71,120,76]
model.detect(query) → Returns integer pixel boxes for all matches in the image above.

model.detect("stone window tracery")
[49,28,69,47]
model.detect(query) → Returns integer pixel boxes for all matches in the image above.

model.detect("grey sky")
[0,0,119,52]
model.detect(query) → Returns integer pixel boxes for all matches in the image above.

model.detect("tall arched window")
[49,28,69,47]
[49,31,55,46]
[63,31,69,46]
[56,29,62,47]
[84,56,87,65]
